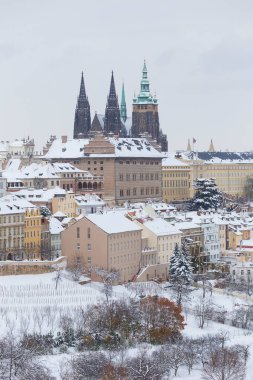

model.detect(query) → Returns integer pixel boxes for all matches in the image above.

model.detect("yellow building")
[24,208,42,259]
[180,151,253,197]
[162,156,191,202]
[51,191,76,217]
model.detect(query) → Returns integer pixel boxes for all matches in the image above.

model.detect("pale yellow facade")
[189,161,253,197]
[52,192,77,217]
[24,208,42,259]
[162,164,191,202]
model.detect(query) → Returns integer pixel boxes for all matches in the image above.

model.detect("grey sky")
[1,0,253,152]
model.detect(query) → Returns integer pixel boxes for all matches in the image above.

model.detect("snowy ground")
[0,272,253,379]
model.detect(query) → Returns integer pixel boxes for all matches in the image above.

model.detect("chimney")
[61,136,67,143]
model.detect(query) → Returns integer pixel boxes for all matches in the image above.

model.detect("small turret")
[208,139,215,152]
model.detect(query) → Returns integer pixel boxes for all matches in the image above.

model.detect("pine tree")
[169,243,180,278]
[170,243,193,305]
[190,178,223,211]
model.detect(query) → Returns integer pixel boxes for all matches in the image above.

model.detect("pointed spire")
[79,71,86,100]
[187,138,192,151]
[73,71,91,139]
[108,71,117,99]
[208,139,215,152]
[120,83,127,122]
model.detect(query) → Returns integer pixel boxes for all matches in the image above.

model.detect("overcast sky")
[1,0,253,152]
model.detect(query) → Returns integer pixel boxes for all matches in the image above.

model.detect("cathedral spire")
[120,83,127,122]
[73,72,91,139]
[109,71,117,99]
[104,71,124,136]
[79,71,86,100]
[208,139,215,152]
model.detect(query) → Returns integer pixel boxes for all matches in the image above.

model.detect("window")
[126,189,130,196]
[77,227,80,238]
[88,244,91,251]
[76,243,80,250]
[120,189,124,197]
[126,174,130,181]
[119,174,123,181]
[87,227,91,239]
[133,188,137,196]
[141,188,144,195]
[140,174,144,181]
[132,174,136,181]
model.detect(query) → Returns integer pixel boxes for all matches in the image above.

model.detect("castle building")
[73,72,91,138]
[131,61,168,151]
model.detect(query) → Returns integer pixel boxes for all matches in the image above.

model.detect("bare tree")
[202,345,248,380]
[90,267,119,301]
[194,296,213,328]
[53,265,63,290]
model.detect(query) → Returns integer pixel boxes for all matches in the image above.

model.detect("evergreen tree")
[190,178,223,211]
[169,243,180,278]
[170,243,193,305]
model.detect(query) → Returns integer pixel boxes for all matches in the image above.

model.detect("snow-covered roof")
[49,217,65,234]
[75,194,105,206]
[45,138,89,159]
[143,218,182,236]
[85,212,142,234]
[174,221,201,230]
[183,151,253,164]
[0,194,37,210]
[44,136,163,159]
[10,187,66,203]
[0,198,26,215]
[108,137,163,158]
[162,154,190,167]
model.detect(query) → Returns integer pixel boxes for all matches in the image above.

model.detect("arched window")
[93,182,97,189]
[83,182,87,189]
[78,182,82,189]
[88,182,92,189]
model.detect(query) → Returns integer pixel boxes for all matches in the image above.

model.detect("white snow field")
[0,272,253,379]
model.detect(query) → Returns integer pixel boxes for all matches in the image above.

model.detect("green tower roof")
[133,60,158,105]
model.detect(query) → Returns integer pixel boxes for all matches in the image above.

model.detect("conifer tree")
[190,178,223,211]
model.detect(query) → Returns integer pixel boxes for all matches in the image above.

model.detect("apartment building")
[61,212,142,282]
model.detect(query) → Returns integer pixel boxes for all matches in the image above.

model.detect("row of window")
[119,161,159,165]
[119,173,159,181]
[0,215,24,224]
[119,187,160,197]
[76,227,91,239]
[163,180,189,187]
[163,172,189,178]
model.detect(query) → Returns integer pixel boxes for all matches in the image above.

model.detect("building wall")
[162,165,191,202]
[24,208,41,259]
[115,158,162,203]
[190,161,253,197]
[61,217,142,282]
[0,212,25,260]
[52,192,77,217]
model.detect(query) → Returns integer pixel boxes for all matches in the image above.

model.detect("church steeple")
[120,83,127,122]
[208,139,215,152]
[104,71,124,136]
[73,72,91,139]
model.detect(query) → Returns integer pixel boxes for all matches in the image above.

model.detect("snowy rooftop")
[75,194,105,206]
[45,138,89,159]
[44,136,163,159]
[85,212,142,234]
[108,137,163,158]
[162,154,190,167]
[49,217,65,235]
[144,218,182,236]
[183,151,253,164]
[9,187,66,202]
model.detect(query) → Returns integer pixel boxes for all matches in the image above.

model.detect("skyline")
[1,1,253,152]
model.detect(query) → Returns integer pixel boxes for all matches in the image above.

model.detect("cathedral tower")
[73,72,91,139]
[131,61,160,141]
[104,71,123,136]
